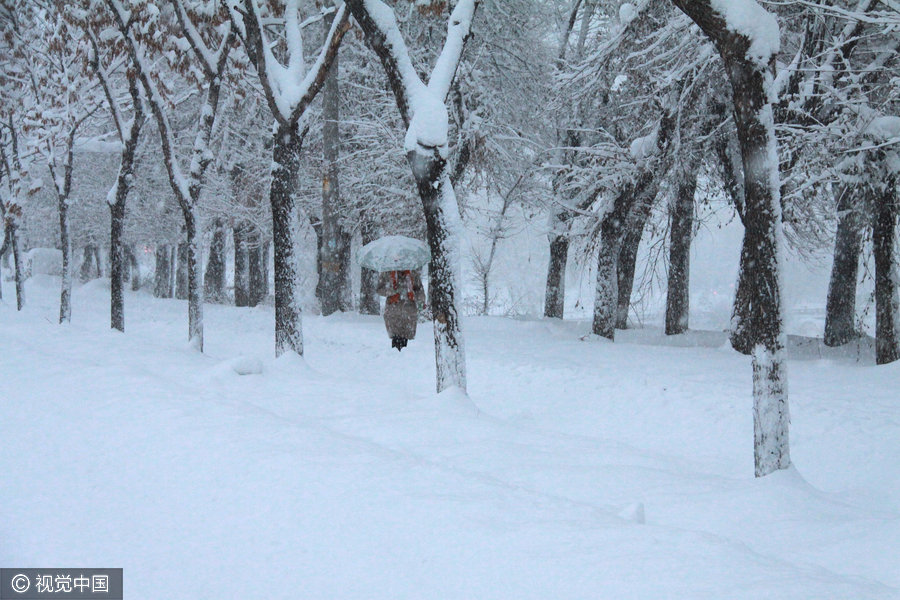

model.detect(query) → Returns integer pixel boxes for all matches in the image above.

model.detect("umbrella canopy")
[358,235,431,272]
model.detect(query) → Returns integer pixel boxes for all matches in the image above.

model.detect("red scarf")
[388,270,415,304]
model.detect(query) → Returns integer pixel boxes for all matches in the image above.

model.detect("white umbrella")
[358,235,431,272]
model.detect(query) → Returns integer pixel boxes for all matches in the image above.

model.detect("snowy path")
[2,278,898,599]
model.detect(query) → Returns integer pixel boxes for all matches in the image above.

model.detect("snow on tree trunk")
[233,222,249,307]
[58,199,72,324]
[544,228,569,319]
[318,9,351,317]
[248,232,268,307]
[616,196,654,330]
[345,0,475,392]
[359,217,381,316]
[824,187,863,347]
[175,242,189,301]
[873,184,899,365]
[591,180,651,340]
[592,217,620,340]
[154,245,171,298]
[186,214,204,351]
[8,221,25,311]
[671,0,790,477]
[110,201,126,331]
[414,164,467,392]
[665,169,696,335]
[205,219,227,303]
[271,123,304,357]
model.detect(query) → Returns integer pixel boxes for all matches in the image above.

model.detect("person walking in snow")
[377,269,425,351]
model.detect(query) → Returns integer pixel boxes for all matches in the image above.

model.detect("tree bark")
[873,185,899,365]
[175,241,189,300]
[4,221,25,310]
[127,245,141,291]
[616,195,654,329]
[544,232,569,319]
[185,214,203,350]
[318,10,352,316]
[665,170,697,335]
[671,0,790,477]
[271,122,305,356]
[204,218,227,303]
[79,244,97,282]
[248,230,267,307]
[233,222,249,307]
[110,201,126,331]
[154,244,172,298]
[58,195,72,324]
[359,219,380,315]
[411,153,466,392]
[824,188,863,346]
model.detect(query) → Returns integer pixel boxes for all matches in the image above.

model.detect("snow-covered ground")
[2,276,899,599]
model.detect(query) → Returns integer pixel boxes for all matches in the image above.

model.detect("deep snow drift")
[2,277,899,599]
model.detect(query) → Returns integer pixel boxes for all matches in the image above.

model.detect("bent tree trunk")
[411,151,466,392]
[616,194,655,329]
[271,123,304,356]
[873,187,899,365]
[665,170,697,335]
[824,188,863,346]
[672,0,790,477]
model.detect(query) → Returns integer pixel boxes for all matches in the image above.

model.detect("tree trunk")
[185,215,204,351]
[318,13,352,316]
[671,0,789,477]
[110,201,126,331]
[127,245,141,291]
[616,196,654,329]
[729,242,753,354]
[592,183,647,340]
[665,170,697,335]
[359,220,381,315]
[873,186,899,365]
[58,200,72,324]
[593,217,621,340]
[824,188,863,346]
[410,151,466,392]
[204,219,227,303]
[248,230,267,307]
[175,242,189,300]
[154,244,172,298]
[11,223,24,311]
[233,222,250,307]
[79,244,97,282]
[544,233,569,319]
[271,122,304,356]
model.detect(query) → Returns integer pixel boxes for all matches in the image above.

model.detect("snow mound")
[26,248,63,277]
[433,386,481,416]
[618,502,646,524]
[211,356,264,378]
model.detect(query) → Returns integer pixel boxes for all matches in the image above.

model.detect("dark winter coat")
[377,270,425,340]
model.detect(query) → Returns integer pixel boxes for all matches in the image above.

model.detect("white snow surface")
[2,277,900,598]
[710,0,780,66]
